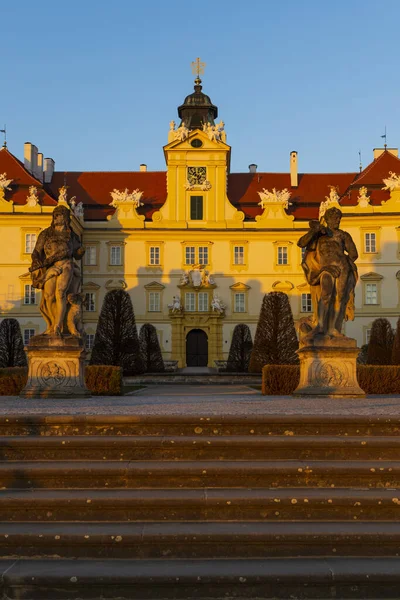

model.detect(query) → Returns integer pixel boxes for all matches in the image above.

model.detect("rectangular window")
[301,293,312,313]
[23,329,35,345]
[198,246,209,265]
[24,284,36,305]
[198,292,208,312]
[25,233,36,254]
[85,292,96,312]
[234,293,245,313]
[84,246,97,266]
[234,246,244,265]
[190,196,203,220]
[365,283,378,305]
[149,246,160,265]
[110,246,122,265]
[365,232,376,253]
[185,292,196,312]
[301,247,307,261]
[277,246,288,265]
[149,292,161,312]
[185,246,196,265]
[86,333,95,349]
[366,329,372,344]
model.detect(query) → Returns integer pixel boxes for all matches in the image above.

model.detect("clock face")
[187,167,206,185]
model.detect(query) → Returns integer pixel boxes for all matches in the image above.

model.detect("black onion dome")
[178,78,218,130]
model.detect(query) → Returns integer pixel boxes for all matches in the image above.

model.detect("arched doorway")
[186,329,208,367]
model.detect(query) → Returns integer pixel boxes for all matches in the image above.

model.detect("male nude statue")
[297,207,358,338]
[30,205,85,336]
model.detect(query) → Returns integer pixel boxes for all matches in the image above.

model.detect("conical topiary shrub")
[90,289,145,376]
[226,324,253,372]
[139,323,165,373]
[0,318,27,368]
[249,291,299,373]
[366,318,394,365]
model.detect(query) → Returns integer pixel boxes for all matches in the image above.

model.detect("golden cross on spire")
[191,57,206,81]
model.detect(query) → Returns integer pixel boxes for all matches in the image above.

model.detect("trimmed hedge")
[85,365,122,396]
[357,365,400,395]
[0,365,122,396]
[262,365,300,395]
[262,364,400,395]
[0,367,28,395]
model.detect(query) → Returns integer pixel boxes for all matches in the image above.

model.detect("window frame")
[185,292,196,312]
[23,328,36,345]
[190,195,204,221]
[85,292,96,312]
[148,291,161,312]
[181,242,213,268]
[364,232,376,254]
[24,284,36,305]
[301,292,312,313]
[84,245,97,266]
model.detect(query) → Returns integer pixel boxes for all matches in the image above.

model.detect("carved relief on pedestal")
[315,362,346,388]
[40,361,66,386]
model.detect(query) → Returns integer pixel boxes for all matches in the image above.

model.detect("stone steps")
[0,414,399,436]
[3,521,400,559]
[2,412,400,598]
[1,459,400,488]
[1,557,400,599]
[2,434,400,460]
[1,487,400,521]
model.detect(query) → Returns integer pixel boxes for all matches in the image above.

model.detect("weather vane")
[381,125,387,149]
[0,125,6,148]
[191,57,206,82]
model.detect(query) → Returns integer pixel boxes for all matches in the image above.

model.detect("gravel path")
[0,385,400,416]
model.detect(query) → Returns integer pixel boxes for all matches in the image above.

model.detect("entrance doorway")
[186,329,208,367]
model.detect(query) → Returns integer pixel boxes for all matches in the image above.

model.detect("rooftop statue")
[382,171,400,192]
[258,188,292,210]
[0,173,12,191]
[29,205,86,337]
[297,207,358,340]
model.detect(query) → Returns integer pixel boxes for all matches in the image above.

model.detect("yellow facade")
[1,83,400,367]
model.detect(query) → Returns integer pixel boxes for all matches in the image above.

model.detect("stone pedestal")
[293,335,365,397]
[20,335,90,399]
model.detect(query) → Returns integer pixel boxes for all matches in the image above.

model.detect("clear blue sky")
[3,0,400,175]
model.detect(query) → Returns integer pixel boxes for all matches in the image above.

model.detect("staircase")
[0,413,400,599]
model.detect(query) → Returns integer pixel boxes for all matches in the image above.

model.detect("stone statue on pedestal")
[30,204,86,337]
[294,207,364,397]
[297,207,358,340]
[20,205,90,398]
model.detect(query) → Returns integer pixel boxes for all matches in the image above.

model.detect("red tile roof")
[0,146,57,206]
[228,172,357,220]
[2,146,399,222]
[46,171,167,221]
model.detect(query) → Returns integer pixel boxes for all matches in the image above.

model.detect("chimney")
[248,164,257,173]
[139,164,147,172]
[373,147,398,159]
[43,158,55,183]
[35,153,44,182]
[290,150,298,187]
[24,142,37,174]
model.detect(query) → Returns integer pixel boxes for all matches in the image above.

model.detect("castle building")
[1,72,400,367]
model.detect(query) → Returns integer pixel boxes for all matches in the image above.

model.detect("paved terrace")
[0,385,400,416]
